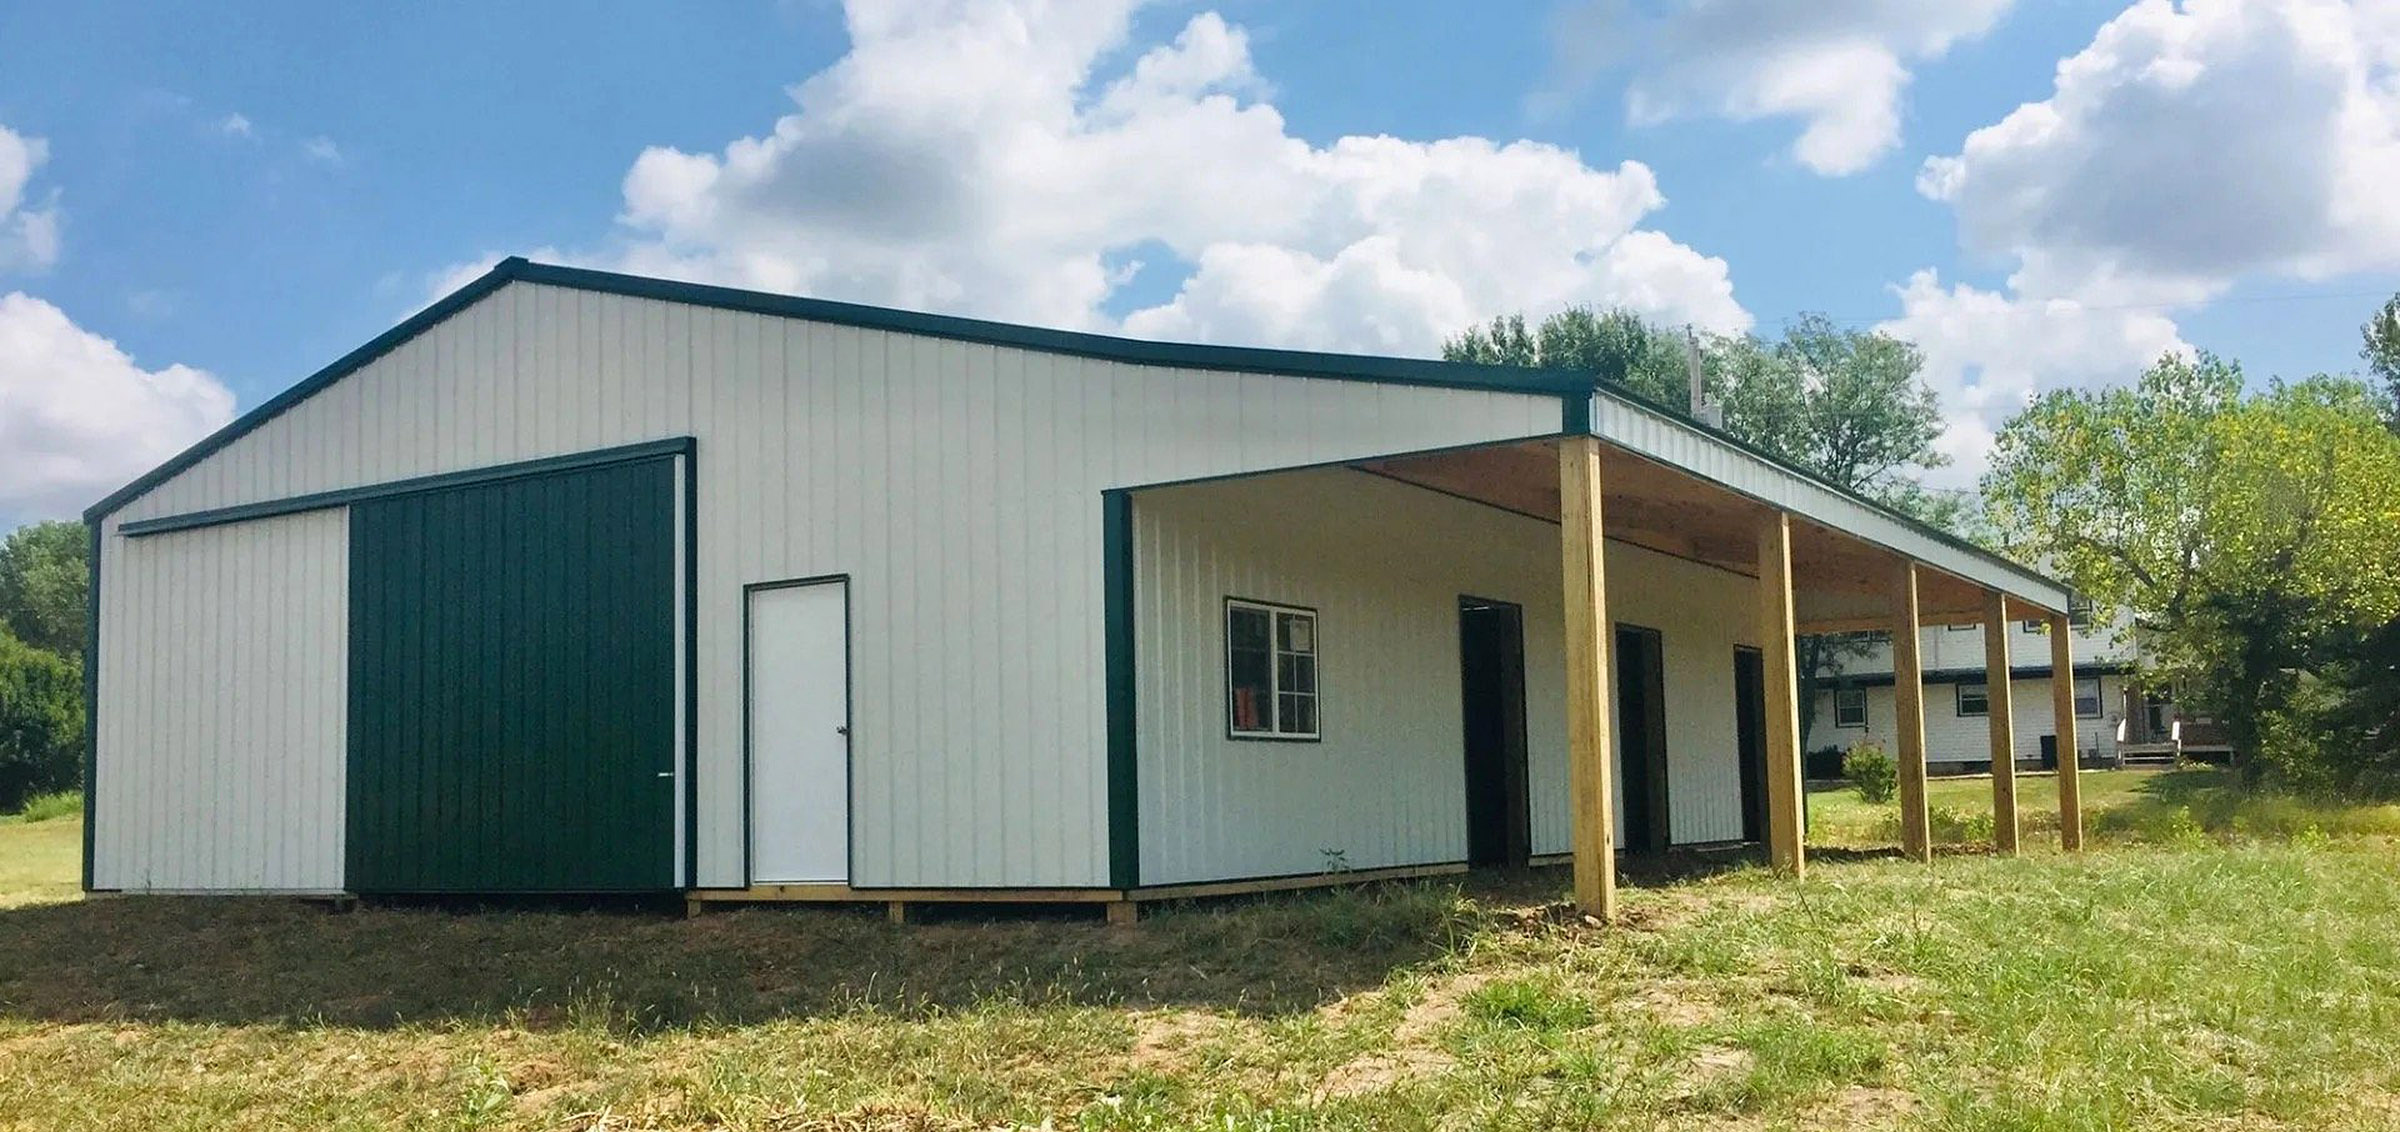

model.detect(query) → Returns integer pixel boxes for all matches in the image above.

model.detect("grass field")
[7,771,2400,1130]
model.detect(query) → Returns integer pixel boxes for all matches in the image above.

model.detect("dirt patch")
[1127,1010,1235,1074]
[1619,981,1723,1028]
[1310,971,1490,1099]
[1809,1084,1917,1129]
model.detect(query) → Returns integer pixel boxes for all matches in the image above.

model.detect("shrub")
[12,790,79,822]
[1843,741,1897,804]
[0,632,82,813]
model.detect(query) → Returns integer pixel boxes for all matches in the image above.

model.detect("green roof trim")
[86,257,1599,524]
[78,256,2069,607]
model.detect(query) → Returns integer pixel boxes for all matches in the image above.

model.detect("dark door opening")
[1459,597,1531,869]
[1734,647,1767,844]
[1615,624,1671,854]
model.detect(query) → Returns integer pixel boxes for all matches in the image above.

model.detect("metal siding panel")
[103,281,1558,889]
[91,510,346,892]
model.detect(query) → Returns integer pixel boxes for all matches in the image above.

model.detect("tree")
[0,628,81,812]
[0,521,89,660]
[2363,293,2400,427]
[1983,358,2400,782]
[1445,307,1693,407]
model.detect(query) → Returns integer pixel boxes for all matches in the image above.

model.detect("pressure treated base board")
[681,861,1475,924]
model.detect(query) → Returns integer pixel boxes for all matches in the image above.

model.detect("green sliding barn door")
[347,458,678,893]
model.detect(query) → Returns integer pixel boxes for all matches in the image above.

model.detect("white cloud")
[563,0,1747,355]
[0,292,236,519]
[301,136,342,165]
[0,124,61,272]
[1561,0,2016,175]
[1878,270,2190,485]
[1921,0,2400,305]
[217,113,255,139]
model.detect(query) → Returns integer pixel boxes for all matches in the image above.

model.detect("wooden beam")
[1757,512,1807,877]
[1892,562,1932,863]
[2051,612,2084,851]
[1983,590,2021,855]
[1795,610,1983,635]
[1560,435,1620,921]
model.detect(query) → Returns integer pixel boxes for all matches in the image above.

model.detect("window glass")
[1957,682,1989,717]
[2074,676,2103,718]
[1227,601,1319,738]
[1835,688,1867,727]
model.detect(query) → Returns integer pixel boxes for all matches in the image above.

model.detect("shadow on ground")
[0,848,1797,1033]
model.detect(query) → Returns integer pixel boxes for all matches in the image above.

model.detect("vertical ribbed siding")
[91,509,346,892]
[100,282,1560,890]
[346,459,676,893]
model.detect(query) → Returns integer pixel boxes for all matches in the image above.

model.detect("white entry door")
[748,579,851,883]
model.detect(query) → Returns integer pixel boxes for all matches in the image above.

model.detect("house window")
[1957,682,1989,717]
[1834,687,1867,728]
[2069,596,2095,628]
[2074,676,2103,718]
[1945,623,1975,633]
[1227,599,1319,740]
[2023,619,2047,634]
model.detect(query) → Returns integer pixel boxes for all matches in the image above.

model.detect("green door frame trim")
[116,437,697,537]
[1103,491,1138,890]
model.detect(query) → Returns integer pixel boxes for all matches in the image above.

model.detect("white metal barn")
[84,259,2089,921]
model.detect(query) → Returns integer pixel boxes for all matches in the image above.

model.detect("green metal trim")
[87,258,1593,525]
[86,266,523,524]
[682,447,701,889]
[80,521,99,892]
[1103,491,1138,890]
[119,438,696,536]
[1559,392,1591,435]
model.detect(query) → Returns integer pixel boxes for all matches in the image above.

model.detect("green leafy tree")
[1984,358,2400,781]
[0,521,90,660]
[2363,293,2400,426]
[0,628,82,811]
[1445,307,1692,407]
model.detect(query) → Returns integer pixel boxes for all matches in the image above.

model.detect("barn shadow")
[0,850,1808,1033]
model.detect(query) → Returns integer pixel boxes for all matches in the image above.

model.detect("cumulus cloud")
[1878,270,2191,485]
[1921,0,2400,305]
[574,0,1746,354]
[1557,0,2016,175]
[216,113,255,139]
[0,292,236,519]
[0,124,61,272]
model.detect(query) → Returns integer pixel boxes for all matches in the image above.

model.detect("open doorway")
[1616,624,1671,854]
[1459,596,1531,868]
[1734,647,1766,844]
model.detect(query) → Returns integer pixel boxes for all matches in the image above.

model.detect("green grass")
[1808,767,2400,850]
[6,772,2400,1129]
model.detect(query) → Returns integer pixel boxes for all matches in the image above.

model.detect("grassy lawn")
[6,772,2400,1129]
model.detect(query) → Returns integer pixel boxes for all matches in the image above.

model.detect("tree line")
[0,520,84,812]
[1446,301,2400,794]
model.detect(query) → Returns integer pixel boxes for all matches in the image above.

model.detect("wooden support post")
[886,901,912,926]
[1559,436,1619,922]
[1757,512,1806,877]
[1983,591,2020,855]
[1104,901,1139,928]
[1891,561,1932,863]
[2051,612,2084,851]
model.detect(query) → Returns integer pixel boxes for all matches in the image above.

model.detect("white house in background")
[1810,614,2227,774]
[82,257,2083,923]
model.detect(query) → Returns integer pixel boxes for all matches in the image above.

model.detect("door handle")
[656,771,675,778]
[836,726,850,737]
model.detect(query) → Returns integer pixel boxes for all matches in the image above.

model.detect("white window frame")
[1225,598,1320,741]
[1957,682,1990,717]
[1834,687,1867,728]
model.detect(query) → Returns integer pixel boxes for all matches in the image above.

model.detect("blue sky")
[3,0,2396,522]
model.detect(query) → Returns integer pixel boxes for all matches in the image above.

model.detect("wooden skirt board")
[346,458,679,893]
[746,579,852,884]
